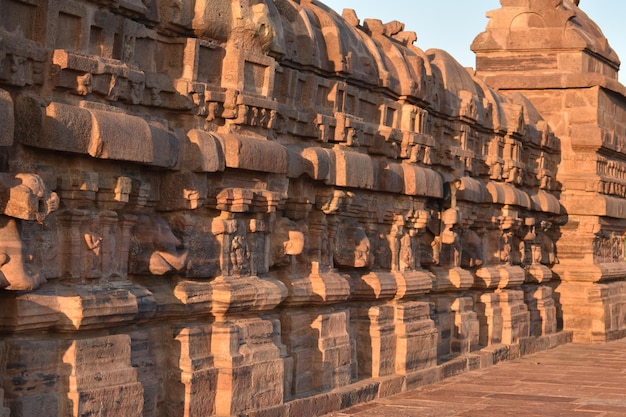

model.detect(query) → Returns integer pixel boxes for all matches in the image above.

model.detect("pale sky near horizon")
[322,1,626,82]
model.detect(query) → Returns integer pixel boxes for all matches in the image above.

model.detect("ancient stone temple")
[0,0,624,416]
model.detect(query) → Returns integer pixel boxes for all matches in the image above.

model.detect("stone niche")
[4,0,626,416]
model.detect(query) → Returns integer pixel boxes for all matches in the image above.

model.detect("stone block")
[286,392,342,417]
[211,319,285,416]
[184,129,225,172]
[148,122,181,168]
[451,297,480,354]
[477,292,504,346]
[63,335,143,417]
[438,356,468,379]
[332,148,375,189]
[89,108,152,163]
[350,271,397,300]
[218,133,288,173]
[404,367,441,391]
[40,102,92,153]
[377,161,404,193]
[376,375,405,398]
[2,338,65,417]
[394,270,434,300]
[395,302,438,374]
[354,305,396,378]
[336,380,380,409]
[402,164,443,198]
[165,325,217,417]
[157,171,208,210]
[300,147,332,180]
[9,393,58,417]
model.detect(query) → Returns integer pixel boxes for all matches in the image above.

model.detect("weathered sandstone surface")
[0,0,624,416]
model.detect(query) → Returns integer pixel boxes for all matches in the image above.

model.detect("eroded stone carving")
[270,216,305,268]
[129,214,188,275]
[334,219,372,269]
[1,0,624,415]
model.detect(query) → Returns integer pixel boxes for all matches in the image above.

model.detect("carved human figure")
[319,223,332,269]
[206,102,220,122]
[500,231,513,265]
[374,231,391,270]
[151,88,162,106]
[170,0,183,24]
[259,108,271,127]
[540,221,558,265]
[108,74,120,101]
[83,221,103,275]
[230,234,250,276]
[36,230,59,273]
[518,218,537,265]
[130,81,145,105]
[106,225,119,275]
[195,88,208,117]
[122,36,134,63]
[399,232,414,271]
[268,110,277,129]
[250,107,259,126]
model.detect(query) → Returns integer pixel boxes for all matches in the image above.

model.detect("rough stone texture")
[323,337,626,417]
[473,0,626,343]
[0,0,623,416]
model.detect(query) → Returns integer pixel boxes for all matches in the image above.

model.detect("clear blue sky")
[322,1,625,82]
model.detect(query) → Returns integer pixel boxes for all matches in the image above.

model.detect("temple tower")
[473,0,626,342]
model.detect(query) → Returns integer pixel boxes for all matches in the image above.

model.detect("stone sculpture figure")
[436,208,462,268]
[129,215,188,275]
[269,217,305,268]
[230,234,250,276]
[82,221,103,277]
[399,232,415,271]
[500,231,512,265]
[0,173,59,222]
[0,173,58,290]
[334,219,372,268]
[0,216,46,290]
[76,73,92,96]
[5,54,26,85]
[540,221,558,265]
[374,230,392,270]
[460,229,483,268]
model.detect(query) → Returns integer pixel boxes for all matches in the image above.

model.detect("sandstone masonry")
[0,1,623,416]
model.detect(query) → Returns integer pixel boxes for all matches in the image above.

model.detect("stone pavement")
[324,338,626,417]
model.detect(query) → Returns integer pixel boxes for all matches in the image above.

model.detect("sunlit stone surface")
[0,0,624,416]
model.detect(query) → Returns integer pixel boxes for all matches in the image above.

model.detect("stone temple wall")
[0,0,622,416]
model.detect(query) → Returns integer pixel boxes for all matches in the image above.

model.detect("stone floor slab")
[323,338,626,417]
